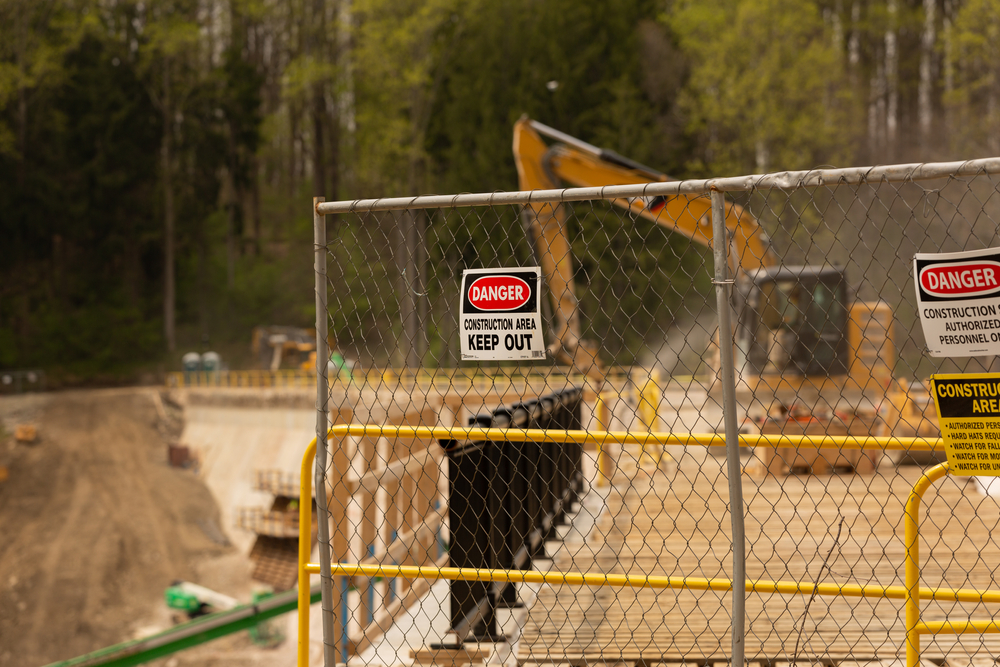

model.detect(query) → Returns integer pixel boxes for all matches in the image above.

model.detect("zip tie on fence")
[401,268,428,297]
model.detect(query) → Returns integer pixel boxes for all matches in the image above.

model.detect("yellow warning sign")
[930,373,1000,476]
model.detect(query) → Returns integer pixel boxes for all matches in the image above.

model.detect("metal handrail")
[295,426,999,667]
[904,462,1000,667]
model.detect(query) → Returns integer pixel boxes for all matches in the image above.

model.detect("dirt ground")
[0,388,262,667]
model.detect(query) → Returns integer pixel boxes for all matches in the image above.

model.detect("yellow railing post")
[638,369,663,467]
[905,462,950,667]
[298,425,1000,667]
[900,463,1000,663]
[903,463,949,667]
[303,560,1000,603]
[298,437,317,667]
[595,392,611,487]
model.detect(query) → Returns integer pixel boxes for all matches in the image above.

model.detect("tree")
[0,8,164,373]
[668,0,859,176]
[944,0,1000,155]
[137,0,201,353]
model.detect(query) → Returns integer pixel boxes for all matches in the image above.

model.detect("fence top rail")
[322,424,943,451]
[315,157,1000,214]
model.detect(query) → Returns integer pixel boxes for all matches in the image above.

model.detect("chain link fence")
[299,157,1000,667]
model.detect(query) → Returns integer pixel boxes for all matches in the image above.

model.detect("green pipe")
[43,584,322,667]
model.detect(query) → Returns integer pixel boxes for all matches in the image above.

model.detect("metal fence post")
[313,196,337,667]
[711,188,746,667]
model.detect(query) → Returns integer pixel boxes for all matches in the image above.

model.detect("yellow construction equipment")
[252,326,318,371]
[513,117,894,401]
[514,118,901,469]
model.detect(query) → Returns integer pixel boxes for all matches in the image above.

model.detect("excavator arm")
[513,116,773,371]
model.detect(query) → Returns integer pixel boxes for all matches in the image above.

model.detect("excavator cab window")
[742,267,849,377]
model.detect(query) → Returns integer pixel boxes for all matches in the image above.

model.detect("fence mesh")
[307,160,1000,667]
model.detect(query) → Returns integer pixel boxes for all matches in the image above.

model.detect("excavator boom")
[514,118,772,272]
[513,116,772,370]
[512,116,893,400]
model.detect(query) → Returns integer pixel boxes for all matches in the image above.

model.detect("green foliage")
[945,0,1000,154]
[426,0,669,193]
[351,0,458,196]
[668,0,858,175]
[0,0,981,378]
[413,0,712,366]
[0,25,164,374]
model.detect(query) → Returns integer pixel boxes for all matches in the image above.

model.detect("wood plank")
[410,645,489,666]
[248,535,298,591]
[252,468,301,497]
[233,507,300,538]
[361,509,444,566]
[329,429,351,660]
[358,431,379,627]
[941,659,998,667]
[349,553,451,655]
[516,461,1000,664]
[350,446,439,494]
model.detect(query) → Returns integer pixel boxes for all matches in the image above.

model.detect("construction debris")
[14,423,37,443]
[410,646,488,667]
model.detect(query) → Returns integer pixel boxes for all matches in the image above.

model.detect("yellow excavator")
[513,116,894,403]
[252,326,318,371]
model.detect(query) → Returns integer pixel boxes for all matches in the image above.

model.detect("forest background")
[1,0,998,381]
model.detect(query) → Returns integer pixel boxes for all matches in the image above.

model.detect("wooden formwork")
[748,412,883,476]
[515,463,1000,665]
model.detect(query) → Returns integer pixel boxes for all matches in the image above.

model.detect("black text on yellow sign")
[931,373,1000,476]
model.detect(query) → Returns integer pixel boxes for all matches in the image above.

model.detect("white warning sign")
[914,247,1000,357]
[460,267,545,361]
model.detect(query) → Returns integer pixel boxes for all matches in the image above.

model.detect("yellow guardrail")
[166,367,697,392]
[166,369,317,388]
[298,438,318,667]
[305,424,945,450]
[296,426,995,667]
[904,462,1000,667]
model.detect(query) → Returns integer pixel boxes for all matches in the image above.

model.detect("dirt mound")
[0,389,235,667]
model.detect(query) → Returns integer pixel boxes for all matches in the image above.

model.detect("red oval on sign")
[468,275,531,311]
[919,260,1000,297]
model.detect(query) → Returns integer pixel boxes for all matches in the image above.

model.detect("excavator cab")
[739,266,850,377]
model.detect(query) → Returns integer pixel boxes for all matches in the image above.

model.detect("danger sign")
[930,373,1000,476]
[460,267,545,361]
[914,247,1000,357]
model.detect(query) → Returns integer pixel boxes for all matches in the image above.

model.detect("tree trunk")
[15,3,26,189]
[337,0,357,205]
[885,0,899,160]
[831,0,844,51]
[329,24,341,203]
[311,0,328,200]
[848,1,860,68]
[198,219,209,345]
[124,223,139,309]
[943,0,954,149]
[162,56,176,353]
[919,0,936,153]
[250,154,262,255]
[224,168,236,289]
[989,91,999,155]
[313,86,326,199]
[17,87,26,189]
[869,61,886,162]
[289,102,299,203]
[848,1,861,157]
